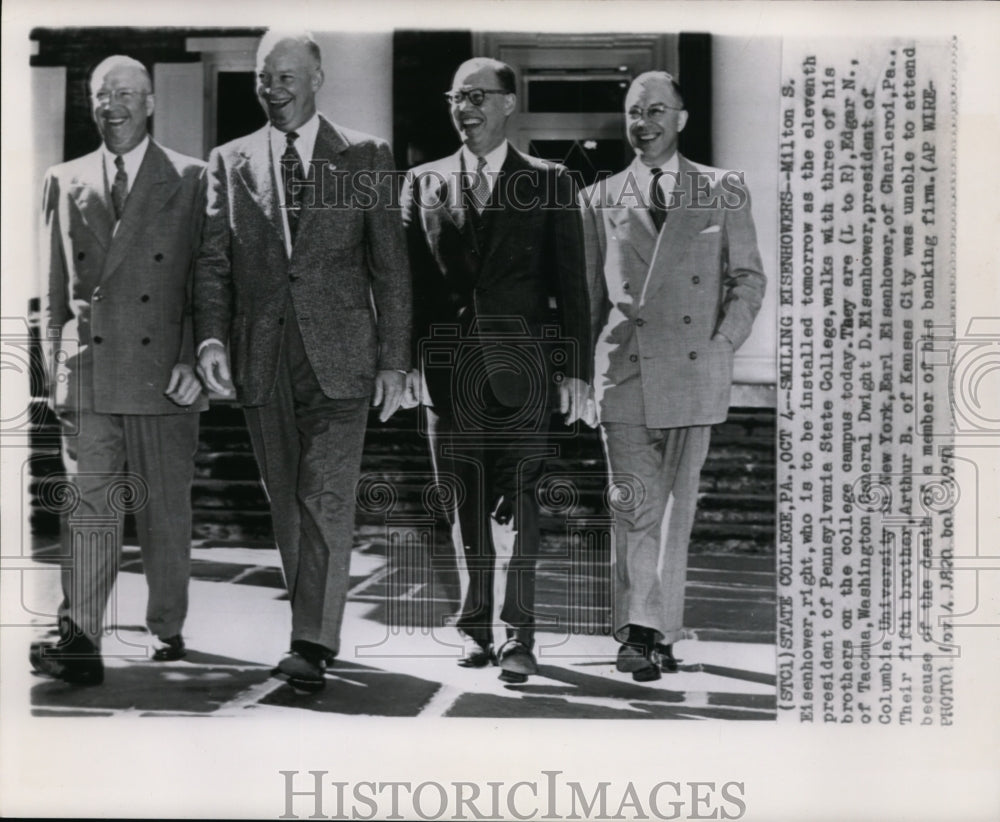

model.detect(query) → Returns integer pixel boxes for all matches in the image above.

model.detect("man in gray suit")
[195,31,411,691]
[582,72,766,681]
[32,55,206,685]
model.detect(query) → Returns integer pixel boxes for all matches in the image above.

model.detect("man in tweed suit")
[31,55,206,685]
[195,31,411,690]
[582,72,766,681]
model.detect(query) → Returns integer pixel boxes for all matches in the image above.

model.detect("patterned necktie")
[281,131,303,243]
[111,155,128,221]
[649,166,668,232]
[468,155,490,214]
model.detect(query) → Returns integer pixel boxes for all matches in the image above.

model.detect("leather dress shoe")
[497,639,537,683]
[275,652,327,692]
[615,625,661,682]
[30,632,104,686]
[274,641,334,692]
[152,635,186,662]
[655,643,679,673]
[458,635,496,668]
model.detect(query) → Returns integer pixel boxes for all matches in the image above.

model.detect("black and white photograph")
[1,1,997,820]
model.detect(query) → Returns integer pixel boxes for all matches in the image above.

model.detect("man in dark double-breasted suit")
[195,31,411,690]
[582,71,766,681]
[32,55,207,685]
[402,58,591,682]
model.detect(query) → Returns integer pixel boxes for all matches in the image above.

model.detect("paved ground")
[19,531,776,720]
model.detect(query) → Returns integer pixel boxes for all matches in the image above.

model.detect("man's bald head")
[90,55,154,154]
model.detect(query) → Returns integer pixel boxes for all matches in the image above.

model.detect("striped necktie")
[281,131,303,242]
[111,155,128,221]
[649,167,668,232]
[468,155,490,214]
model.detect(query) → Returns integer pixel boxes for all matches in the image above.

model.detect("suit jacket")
[194,115,411,407]
[582,155,766,428]
[401,146,590,413]
[41,140,208,415]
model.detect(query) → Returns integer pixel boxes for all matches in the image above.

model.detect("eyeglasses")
[626,103,683,121]
[93,89,146,105]
[444,88,509,106]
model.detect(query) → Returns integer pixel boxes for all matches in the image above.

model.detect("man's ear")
[502,93,517,118]
[145,93,156,119]
[677,109,689,133]
[312,67,325,94]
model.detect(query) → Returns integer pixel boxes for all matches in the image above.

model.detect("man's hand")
[558,377,591,426]
[164,363,203,407]
[399,369,422,409]
[581,392,599,428]
[373,370,406,422]
[196,341,234,398]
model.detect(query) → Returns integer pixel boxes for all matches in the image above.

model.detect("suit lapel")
[480,147,531,273]
[641,155,713,306]
[235,126,285,250]
[102,141,180,281]
[292,115,348,248]
[68,152,113,250]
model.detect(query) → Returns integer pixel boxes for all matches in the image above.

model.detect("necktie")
[111,155,128,221]
[649,167,668,232]
[281,131,303,243]
[468,155,490,214]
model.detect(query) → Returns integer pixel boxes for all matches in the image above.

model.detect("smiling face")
[449,62,515,157]
[256,37,323,133]
[91,62,153,155]
[625,75,688,168]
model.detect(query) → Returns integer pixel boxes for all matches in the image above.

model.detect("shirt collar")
[270,112,321,165]
[461,139,509,174]
[631,151,680,183]
[101,135,150,187]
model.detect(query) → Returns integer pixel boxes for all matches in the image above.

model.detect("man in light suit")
[402,58,591,682]
[582,72,766,681]
[32,55,207,685]
[195,31,410,691]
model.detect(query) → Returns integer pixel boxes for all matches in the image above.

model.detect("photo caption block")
[776,39,956,725]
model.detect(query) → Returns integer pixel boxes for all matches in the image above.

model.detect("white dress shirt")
[460,139,509,198]
[101,135,149,230]
[269,112,321,256]
[629,150,680,210]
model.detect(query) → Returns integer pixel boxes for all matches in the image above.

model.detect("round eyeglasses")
[444,88,509,107]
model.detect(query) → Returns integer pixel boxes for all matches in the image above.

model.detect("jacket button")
[93,336,103,344]
[689,351,697,360]
[77,252,85,261]
[142,337,151,345]
[93,291,102,301]
[629,354,638,363]
[289,274,299,281]
[692,275,700,284]
[635,318,645,327]
[683,315,691,324]
[623,282,630,290]
[154,253,164,262]
[278,317,284,326]
[141,295,150,302]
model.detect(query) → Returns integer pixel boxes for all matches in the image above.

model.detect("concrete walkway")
[21,537,776,720]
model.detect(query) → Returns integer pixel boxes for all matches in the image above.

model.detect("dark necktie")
[111,155,128,222]
[280,131,303,243]
[468,155,490,214]
[649,166,668,232]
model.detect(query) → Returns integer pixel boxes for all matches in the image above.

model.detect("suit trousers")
[57,409,199,645]
[602,422,711,645]
[243,312,370,656]
[424,398,550,650]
